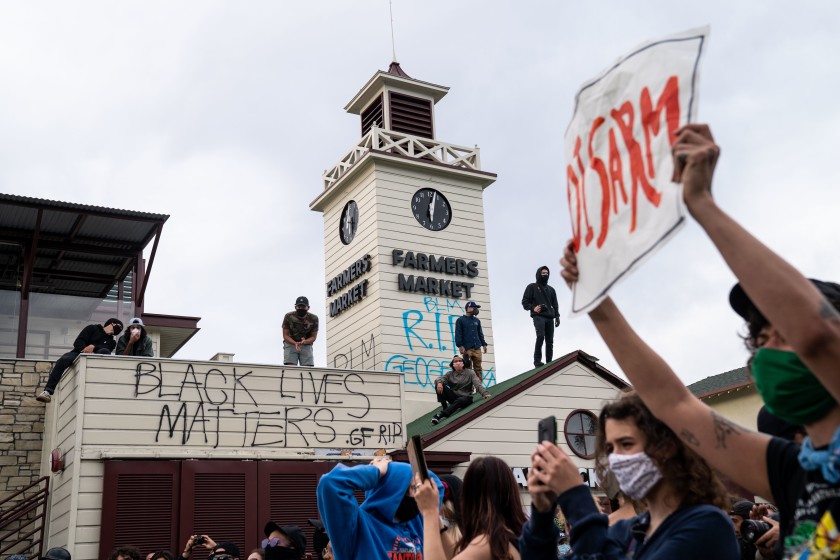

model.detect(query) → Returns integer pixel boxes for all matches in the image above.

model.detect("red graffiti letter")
[588,117,611,248]
[610,102,662,232]
[640,75,681,179]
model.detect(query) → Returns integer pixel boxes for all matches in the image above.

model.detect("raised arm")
[674,124,840,400]
[561,244,772,500]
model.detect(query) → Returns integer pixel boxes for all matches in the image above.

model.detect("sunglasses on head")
[261,537,290,549]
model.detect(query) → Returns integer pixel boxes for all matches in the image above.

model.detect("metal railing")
[323,126,482,189]
[0,476,50,559]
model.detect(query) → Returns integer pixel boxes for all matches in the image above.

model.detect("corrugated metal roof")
[0,193,169,299]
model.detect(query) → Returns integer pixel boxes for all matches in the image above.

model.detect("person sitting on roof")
[116,317,154,357]
[431,355,491,425]
[37,317,123,403]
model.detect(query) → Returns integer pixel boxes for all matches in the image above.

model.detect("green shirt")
[282,312,319,342]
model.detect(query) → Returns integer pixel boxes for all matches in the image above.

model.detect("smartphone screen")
[407,434,430,481]
[538,415,557,444]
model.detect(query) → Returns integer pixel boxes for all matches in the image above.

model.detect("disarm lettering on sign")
[566,27,709,315]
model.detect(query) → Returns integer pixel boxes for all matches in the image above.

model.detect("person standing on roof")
[522,266,560,368]
[455,300,488,383]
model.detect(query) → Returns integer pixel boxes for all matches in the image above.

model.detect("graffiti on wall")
[333,333,377,370]
[384,297,496,388]
[132,362,402,449]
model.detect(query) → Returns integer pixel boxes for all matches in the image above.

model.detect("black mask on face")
[538,271,549,285]
[265,546,300,560]
[295,308,307,317]
[394,494,420,523]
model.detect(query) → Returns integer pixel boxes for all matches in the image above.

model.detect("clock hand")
[429,192,436,222]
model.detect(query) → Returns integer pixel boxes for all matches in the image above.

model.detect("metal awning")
[0,193,168,301]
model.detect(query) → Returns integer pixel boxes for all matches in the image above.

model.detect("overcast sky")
[3,1,839,386]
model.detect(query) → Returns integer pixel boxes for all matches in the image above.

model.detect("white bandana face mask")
[607,451,662,500]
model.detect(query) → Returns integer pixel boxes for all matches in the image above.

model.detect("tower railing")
[323,125,482,189]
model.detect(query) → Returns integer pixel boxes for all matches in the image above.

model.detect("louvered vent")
[189,473,248,560]
[361,94,383,136]
[113,473,176,552]
[268,473,321,553]
[389,92,433,139]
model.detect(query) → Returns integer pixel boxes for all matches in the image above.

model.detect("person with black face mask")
[282,296,319,366]
[522,266,561,367]
[37,317,124,402]
[316,456,443,560]
[262,522,306,560]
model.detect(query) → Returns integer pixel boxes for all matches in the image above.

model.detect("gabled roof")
[407,350,629,445]
[686,367,752,398]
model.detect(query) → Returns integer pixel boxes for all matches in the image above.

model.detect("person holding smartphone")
[316,456,443,560]
[520,393,738,559]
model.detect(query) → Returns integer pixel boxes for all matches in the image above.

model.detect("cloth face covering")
[751,348,836,426]
[608,451,663,501]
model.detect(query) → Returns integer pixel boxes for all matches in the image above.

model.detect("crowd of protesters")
[34,124,840,560]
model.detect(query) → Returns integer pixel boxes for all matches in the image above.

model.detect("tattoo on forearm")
[712,412,741,449]
[819,299,840,324]
[680,429,700,447]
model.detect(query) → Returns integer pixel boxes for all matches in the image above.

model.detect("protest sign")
[566,27,709,315]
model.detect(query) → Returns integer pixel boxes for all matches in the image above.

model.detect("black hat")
[465,301,480,309]
[729,279,840,323]
[730,499,754,518]
[757,405,804,441]
[307,518,324,531]
[264,522,306,552]
[44,548,72,560]
[295,296,309,306]
[213,542,240,559]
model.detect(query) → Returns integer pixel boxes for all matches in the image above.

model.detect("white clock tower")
[310,62,497,420]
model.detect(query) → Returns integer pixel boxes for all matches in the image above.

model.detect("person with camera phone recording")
[180,535,240,560]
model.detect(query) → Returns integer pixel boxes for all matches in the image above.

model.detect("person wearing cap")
[729,499,758,560]
[559,123,840,559]
[282,296,318,366]
[522,266,561,368]
[43,547,72,560]
[431,355,491,425]
[262,522,306,560]
[116,317,154,357]
[36,317,124,403]
[455,301,489,382]
[316,456,443,560]
[306,519,329,560]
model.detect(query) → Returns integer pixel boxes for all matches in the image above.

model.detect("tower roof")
[344,62,449,115]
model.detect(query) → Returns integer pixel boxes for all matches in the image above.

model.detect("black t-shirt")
[767,436,840,558]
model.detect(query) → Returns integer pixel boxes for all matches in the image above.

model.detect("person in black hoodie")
[36,317,123,403]
[522,266,560,367]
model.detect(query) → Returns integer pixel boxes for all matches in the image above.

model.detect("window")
[564,410,598,459]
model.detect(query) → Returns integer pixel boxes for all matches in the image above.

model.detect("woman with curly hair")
[520,393,738,559]
[415,456,525,560]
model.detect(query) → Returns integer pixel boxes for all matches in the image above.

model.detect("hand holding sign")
[566,27,709,315]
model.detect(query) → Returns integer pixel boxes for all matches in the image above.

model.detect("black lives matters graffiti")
[133,362,401,449]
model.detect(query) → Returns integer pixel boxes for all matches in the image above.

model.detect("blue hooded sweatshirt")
[317,462,443,560]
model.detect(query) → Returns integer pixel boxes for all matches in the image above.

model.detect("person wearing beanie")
[116,317,154,357]
[522,266,561,368]
[282,296,318,366]
[36,317,124,403]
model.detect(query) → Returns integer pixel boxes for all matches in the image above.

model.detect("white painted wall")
[425,361,625,507]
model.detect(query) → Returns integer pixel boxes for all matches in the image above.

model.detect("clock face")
[411,188,452,231]
[339,200,359,245]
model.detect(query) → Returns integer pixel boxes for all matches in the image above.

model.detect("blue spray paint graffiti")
[385,297,495,387]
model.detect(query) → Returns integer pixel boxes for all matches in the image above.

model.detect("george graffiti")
[382,296,495,387]
[333,333,376,370]
[132,362,399,449]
